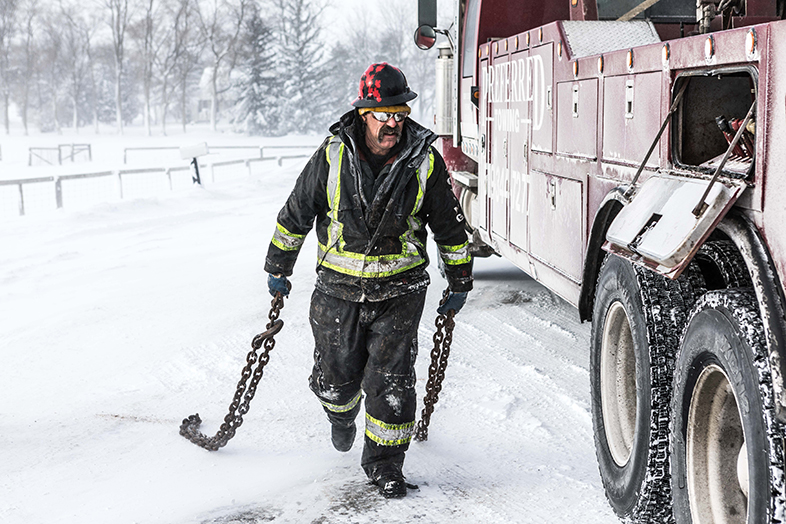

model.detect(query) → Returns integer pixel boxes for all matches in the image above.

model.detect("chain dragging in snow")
[179,291,287,451]
[415,289,456,442]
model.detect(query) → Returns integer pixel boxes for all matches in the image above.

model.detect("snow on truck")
[414,0,786,522]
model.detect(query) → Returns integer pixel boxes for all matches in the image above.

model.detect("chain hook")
[179,291,287,451]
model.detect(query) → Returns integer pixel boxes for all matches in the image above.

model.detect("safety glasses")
[368,111,408,123]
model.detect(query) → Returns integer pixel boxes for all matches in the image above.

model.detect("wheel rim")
[600,301,637,467]
[687,364,748,524]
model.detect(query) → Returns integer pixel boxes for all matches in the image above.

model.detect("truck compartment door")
[529,172,584,281]
[604,175,748,279]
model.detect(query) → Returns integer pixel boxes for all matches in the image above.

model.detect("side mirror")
[414,25,437,50]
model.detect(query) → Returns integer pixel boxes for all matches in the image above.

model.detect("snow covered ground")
[0,129,618,523]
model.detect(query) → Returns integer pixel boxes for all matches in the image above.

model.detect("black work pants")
[308,288,426,478]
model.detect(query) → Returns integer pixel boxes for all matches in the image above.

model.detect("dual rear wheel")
[591,242,784,523]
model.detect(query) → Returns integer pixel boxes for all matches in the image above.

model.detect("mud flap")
[603,175,748,279]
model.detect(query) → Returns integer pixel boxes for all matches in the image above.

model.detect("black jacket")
[265,110,473,302]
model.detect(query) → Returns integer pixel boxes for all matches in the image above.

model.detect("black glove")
[267,273,290,297]
[437,291,467,315]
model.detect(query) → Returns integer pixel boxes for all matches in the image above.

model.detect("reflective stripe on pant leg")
[318,390,362,414]
[365,413,415,446]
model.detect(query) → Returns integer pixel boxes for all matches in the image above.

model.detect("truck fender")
[578,187,627,322]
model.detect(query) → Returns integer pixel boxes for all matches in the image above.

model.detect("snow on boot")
[375,474,408,498]
[370,464,417,499]
[331,421,356,452]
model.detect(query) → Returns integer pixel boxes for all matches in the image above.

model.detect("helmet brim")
[352,90,418,108]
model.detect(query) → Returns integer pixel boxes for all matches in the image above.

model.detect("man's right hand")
[267,273,291,297]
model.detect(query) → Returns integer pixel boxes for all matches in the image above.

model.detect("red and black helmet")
[352,63,418,108]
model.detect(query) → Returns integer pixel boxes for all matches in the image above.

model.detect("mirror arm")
[436,28,455,53]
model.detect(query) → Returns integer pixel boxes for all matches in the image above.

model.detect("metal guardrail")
[28,144,92,166]
[122,144,314,163]
[2,151,311,217]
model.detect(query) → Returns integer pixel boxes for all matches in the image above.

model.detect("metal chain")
[179,291,287,451]
[414,289,456,442]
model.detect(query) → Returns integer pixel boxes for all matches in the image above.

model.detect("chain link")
[179,292,287,451]
[414,289,456,442]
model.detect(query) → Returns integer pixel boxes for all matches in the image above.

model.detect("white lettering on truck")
[482,54,546,131]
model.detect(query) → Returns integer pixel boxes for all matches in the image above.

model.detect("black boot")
[331,420,356,452]
[369,463,416,499]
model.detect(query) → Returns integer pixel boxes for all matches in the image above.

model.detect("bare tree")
[14,0,37,135]
[0,0,18,133]
[82,12,101,133]
[196,0,249,131]
[131,0,174,135]
[60,1,92,131]
[39,9,64,133]
[173,0,202,133]
[104,0,133,133]
[156,0,195,134]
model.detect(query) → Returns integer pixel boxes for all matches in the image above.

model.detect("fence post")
[259,146,264,159]
[116,171,124,200]
[57,147,62,166]
[55,177,63,208]
[166,168,173,191]
[17,183,25,216]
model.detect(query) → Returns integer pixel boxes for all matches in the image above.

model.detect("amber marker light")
[558,41,563,58]
[662,43,670,66]
[573,61,579,78]
[627,49,634,71]
[494,42,499,53]
[572,0,578,5]
[526,32,531,46]
[504,39,508,51]
[515,36,519,50]
[539,28,543,42]
[746,29,757,58]
[705,35,715,60]
[598,55,604,74]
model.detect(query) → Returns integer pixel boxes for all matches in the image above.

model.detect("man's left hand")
[437,291,468,315]
[268,273,291,297]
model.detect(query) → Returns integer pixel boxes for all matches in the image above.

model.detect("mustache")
[378,126,401,141]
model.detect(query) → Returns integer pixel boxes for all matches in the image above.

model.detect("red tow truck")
[415,1,786,522]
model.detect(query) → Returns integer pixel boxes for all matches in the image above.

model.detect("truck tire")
[670,289,785,524]
[590,255,702,522]
[694,239,752,289]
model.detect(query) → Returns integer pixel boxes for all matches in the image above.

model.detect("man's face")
[362,112,403,156]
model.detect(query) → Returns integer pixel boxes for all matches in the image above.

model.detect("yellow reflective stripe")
[325,136,344,248]
[319,391,362,414]
[438,241,472,265]
[272,222,307,251]
[411,150,434,215]
[365,413,415,446]
[317,242,426,278]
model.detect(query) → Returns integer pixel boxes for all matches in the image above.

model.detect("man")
[265,63,472,498]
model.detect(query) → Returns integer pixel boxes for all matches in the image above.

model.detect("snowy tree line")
[0,0,446,136]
